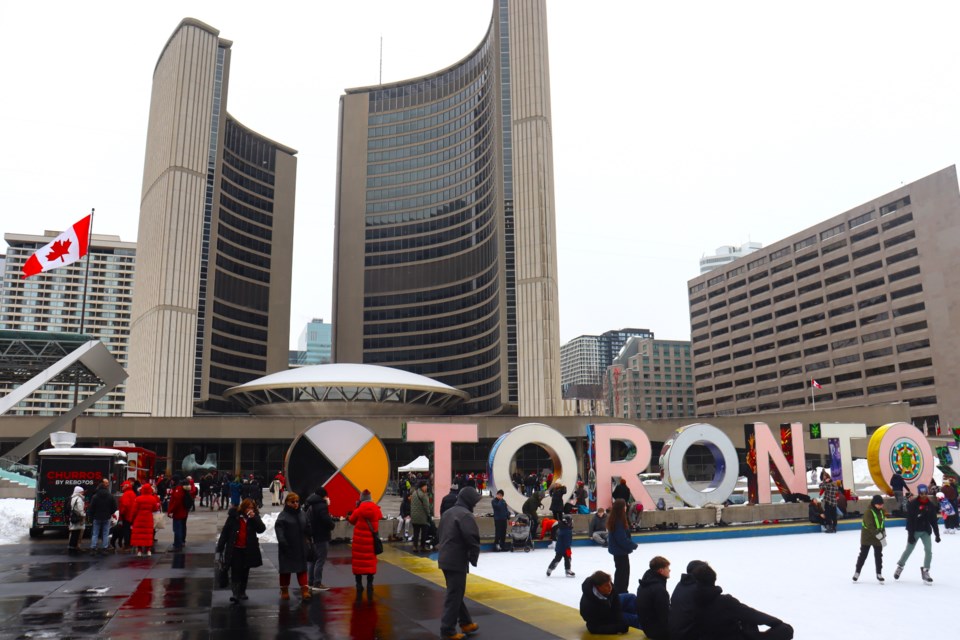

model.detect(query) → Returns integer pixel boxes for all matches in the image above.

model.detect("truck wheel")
[29,527,43,539]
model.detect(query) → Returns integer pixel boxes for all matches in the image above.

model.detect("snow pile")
[0,499,36,545]
[257,512,279,543]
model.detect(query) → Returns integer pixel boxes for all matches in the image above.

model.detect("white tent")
[398,455,430,473]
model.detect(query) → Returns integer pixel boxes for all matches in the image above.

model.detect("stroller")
[509,514,533,552]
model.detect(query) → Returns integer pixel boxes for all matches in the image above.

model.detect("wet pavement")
[1,502,608,640]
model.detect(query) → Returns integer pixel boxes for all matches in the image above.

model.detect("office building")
[561,328,654,398]
[126,18,297,416]
[333,0,561,416]
[687,166,960,427]
[296,318,332,366]
[699,242,763,274]
[1,231,135,415]
[605,337,695,420]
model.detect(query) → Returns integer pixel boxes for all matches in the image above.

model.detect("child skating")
[547,514,575,577]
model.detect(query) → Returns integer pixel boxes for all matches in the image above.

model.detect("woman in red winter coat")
[131,484,160,556]
[119,482,137,551]
[349,489,383,601]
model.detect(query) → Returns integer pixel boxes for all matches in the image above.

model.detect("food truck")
[29,432,127,538]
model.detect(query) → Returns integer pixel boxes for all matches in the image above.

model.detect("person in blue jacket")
[547,514,575,577]
[491,489,511,551]
[607,498,638,593]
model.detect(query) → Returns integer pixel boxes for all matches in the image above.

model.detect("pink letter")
[406,422,478,517]
[593,423,654,510]
[749,422,807,504]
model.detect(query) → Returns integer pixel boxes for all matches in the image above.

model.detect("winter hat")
[871,495,884,506]
[72,485,85,495]
[686,559,707,574]
[917,483,928,495]
[693,563,717,586]
[359,489,372,502]
[936,491,945,500]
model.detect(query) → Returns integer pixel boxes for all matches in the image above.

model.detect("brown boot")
[300,585,312,600]
[280,586,290,600]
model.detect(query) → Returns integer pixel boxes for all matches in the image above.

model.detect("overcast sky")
[2,1,959,348]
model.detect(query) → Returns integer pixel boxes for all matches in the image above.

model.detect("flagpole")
[811,381,815,412]
[71,208,95,433]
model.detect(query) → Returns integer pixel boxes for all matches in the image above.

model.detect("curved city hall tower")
[333,0,561,416]
[127,19,297,417]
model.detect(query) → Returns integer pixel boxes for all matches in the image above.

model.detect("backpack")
[182,489,195,510]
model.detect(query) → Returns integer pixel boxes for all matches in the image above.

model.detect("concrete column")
[234,439,243,477]
[166,438,175,476]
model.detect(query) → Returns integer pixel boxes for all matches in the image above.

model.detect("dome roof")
[224,363,469,417]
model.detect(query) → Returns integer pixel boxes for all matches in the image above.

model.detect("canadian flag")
[811,379,822,389]
[21,215,92,278]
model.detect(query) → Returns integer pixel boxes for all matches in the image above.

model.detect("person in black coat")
[275,492,312,601]
[549,483,566,521]
[668,559,708,640]
[612,477,632,504]
[894,483,941,583]
[304,487,335,591]
[693,563,794,640]
[635,556,671,640]
[88,479,118,555]
[580,570,629,635]
[216,498,265,603]
[439,485,460,516]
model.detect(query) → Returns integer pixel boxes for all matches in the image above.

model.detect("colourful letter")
[487,423,579,514]
[867,422,935,494]
[406,422,478,517]
[661,424,738,507]
[592,423,654,511]
[820,423,867,492]
[744,422,807,504]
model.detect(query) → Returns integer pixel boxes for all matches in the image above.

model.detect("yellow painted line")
[380,546,646,640]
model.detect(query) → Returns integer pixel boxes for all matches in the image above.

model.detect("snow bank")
[0,499,36,545]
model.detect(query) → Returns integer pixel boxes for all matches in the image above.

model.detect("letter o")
[867,422,934,494]
[488,423,579,514]
[661,423,739,507]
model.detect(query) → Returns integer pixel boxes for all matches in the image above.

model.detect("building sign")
[286,419,943,518]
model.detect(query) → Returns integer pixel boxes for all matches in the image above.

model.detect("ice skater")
[546,514,575,577]
[894,483,940,584]
[852,495,886,583]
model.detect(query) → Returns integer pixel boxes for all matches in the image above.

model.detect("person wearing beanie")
[349,488,383,602]
[853,495,887,582]
[67,485,87,554]
[895,482,941,583]
[305,486,335,591]
[692,563,794,639]
[437,486,481,640]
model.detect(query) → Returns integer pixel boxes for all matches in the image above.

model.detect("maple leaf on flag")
[46,239,72,262]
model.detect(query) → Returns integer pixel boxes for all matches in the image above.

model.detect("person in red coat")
[349,489,383,601]
[131,484,161,556]
[167,478,190,552]
[118,481,137,552]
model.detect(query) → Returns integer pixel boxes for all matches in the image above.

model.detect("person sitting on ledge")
[579,570,628,635]
[693,563,794,640]
[808,498,826,531]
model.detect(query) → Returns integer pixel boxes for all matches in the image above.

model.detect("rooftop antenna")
[379,35,383,85]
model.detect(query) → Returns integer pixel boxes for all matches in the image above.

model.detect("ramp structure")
[0,330,127,468]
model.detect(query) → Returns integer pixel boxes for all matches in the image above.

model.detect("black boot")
[366,576,374,601]
[355,577,363,602]
[230,581,241,604]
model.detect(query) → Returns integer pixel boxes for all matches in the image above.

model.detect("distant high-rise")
[1,231,135,415]
[700,242,763,274]
[333,1,561,415]
[605,337,695,420]
[127,19,297,416]
[296,318,332,366]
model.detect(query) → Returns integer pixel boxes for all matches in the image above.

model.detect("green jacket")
[411,488,433,526]
[860,506,886,547]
